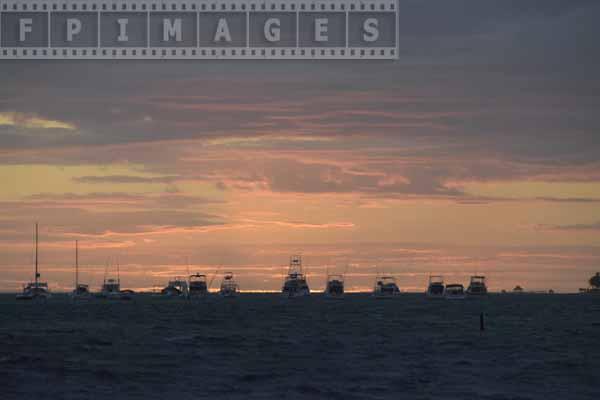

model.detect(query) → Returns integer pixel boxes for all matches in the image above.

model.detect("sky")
[1,0,599,293]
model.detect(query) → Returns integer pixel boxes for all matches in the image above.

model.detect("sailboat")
[281,255,310,298]
[16,223,51,300]
[70,240,91,299]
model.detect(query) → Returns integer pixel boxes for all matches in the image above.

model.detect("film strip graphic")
[0,0,398,59]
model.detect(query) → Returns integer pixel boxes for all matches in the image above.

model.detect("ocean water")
[1,293,599,399]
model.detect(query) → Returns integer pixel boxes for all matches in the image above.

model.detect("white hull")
[98,292,131,300]
[426,292,445,299]
[282,289,310,298]
[70,293,92,300]
[16,292,51,301]
[445,294,466,300]
[373,292,400,299]
[466,292,488,298]
[188,293,208,300]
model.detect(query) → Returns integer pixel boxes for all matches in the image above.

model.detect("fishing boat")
[70,240,91,299]
[513,285,524,294]
[282,255,310,298]
[466,275,488,296]
[188,273,208,297]
[579,273,600,294]
[426,275,445,298]
[161,277,189,297]
[324,274,345,299]
[98,261,131,300]
[373,275,400,298]
[16,223,51,301]
[444,283,466,299]
[219,272,239,297]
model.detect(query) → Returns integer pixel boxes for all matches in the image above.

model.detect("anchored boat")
[98,261,131,300]
[513,285,524,294]
[17,223,51,301]
[373,275,400,298]
[324,274,345,299]
[219,272,239,297]
[444,283,466,299]
[71,240,91,299]
[466,276,488,296]
[188,273,208,298]
[282,255,310,298]
[426,275,445,298]
[161,277,189,297]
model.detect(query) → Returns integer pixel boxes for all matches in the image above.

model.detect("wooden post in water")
[480,312,485,332]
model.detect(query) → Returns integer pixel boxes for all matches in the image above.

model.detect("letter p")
[67,19,82,42]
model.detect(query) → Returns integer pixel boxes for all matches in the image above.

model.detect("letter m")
[163,19,182,42]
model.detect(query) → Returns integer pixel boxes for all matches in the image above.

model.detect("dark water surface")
[1,294,599,399]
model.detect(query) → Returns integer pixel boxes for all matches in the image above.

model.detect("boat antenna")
[104,258,110,284]
[208,266,220,289]
[117,258,120,284]
[343,263,350,282]
[35,222,39,286]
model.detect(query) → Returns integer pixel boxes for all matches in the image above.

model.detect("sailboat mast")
[75,240,79,287]
[34,222,39,286]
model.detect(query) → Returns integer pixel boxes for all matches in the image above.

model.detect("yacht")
[16,223,51,301]
[324,274,345,299]
[70,240,91,299]
[219,272,239,297]
[444,283,466,299]
[188,273,208,297]
[373,275,400,298]
[98,262,131,300]
[282,255,310,298]
[579,273,600,294]
[466,275,488,296]
[161,277,189,297]
[426,275,445,298]
[513,285,524,294]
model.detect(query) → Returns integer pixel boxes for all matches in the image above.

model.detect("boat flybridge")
[161,277,189,297]
[188,273,208,298]
[426,275,445,298]
[444,283,466,299]
[324,274,345,299]
[71,240,91,299]
[219,272,240,297]
[513,285,524,294]
[98,261,131,300]
[282,255,310,298]
[466,275,488,296]
[373,275,400,298]
[17,223,51,301]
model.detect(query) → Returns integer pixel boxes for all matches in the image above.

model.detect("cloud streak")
[0,112,76,130]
